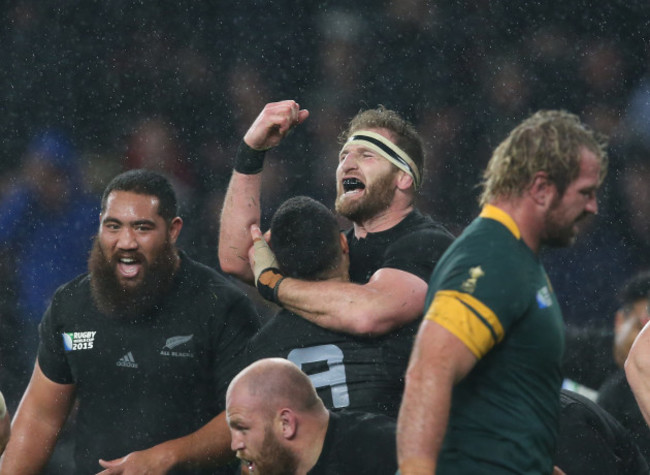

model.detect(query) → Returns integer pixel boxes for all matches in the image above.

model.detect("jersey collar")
[479,204,521,240]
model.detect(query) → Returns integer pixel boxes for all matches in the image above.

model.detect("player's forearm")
[277,274,424,336]
[0,415,62,475]
[278,279,393,336]
[218,172,263,282]
[156,412,235,470]
[396,362,451,475]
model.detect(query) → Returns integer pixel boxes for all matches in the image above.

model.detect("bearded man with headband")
[219,100,453,417]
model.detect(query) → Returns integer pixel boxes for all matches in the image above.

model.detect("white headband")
[343,130,421,189]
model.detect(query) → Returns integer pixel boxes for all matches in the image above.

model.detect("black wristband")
[272,276,286,303]
[256,268,285,303]
[234,140,266,174]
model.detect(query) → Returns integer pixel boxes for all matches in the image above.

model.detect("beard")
[88,236,178,320]
[542,206,590,249]
[542,227,577,248]
[335,168,397,223]
[243,425,299,475]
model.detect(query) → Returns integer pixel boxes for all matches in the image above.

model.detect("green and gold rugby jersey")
[425,204,564,475]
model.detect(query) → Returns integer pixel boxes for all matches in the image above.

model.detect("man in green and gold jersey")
[397,110,608,475]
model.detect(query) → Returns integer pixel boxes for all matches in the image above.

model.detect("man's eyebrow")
[228,418,246,428]
[132,219,157,226]
[339,144,374,154]
[102,217,157,226]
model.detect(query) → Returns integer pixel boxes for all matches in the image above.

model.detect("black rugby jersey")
[346,209,453,284]
[246,210,453,418]
[38,252,259,474]
[247,309,403,417]
[308,411,397,475]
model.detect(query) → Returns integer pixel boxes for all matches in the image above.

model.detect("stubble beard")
[246,425,299,475]
[335,169,397,224]
[542,201,587,249]
[88,236,178,320]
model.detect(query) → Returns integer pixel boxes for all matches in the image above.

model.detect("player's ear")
[339,232,349,255]
[395,170,414,191]
[528,171,556,208]
[168,217,183,243]
[279,408,297,439]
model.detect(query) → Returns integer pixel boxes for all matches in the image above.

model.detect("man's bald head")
[227,358,322,414]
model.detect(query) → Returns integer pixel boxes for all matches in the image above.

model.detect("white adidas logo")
[116,352,138,369]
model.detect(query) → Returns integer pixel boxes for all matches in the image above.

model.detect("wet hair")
[340,106,424,190]
[101,169,178,223]
[479,110,608,206]
[270,196,341,281]
[619,270,650,315]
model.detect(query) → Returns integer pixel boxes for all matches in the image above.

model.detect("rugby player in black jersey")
[219,101,453,418]
[220,100,452,337]
[1,170,258,475]
[244,195,418,416]
[226,358,397,475]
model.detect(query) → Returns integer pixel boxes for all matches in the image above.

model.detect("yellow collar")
[479,204,521,239]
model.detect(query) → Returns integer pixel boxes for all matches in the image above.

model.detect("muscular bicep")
[277,267,428,336]
[360,267,428,332]
[0,362,75,475]
[410,319,478,385]
[218,172,262,282]
[17,361,76,427]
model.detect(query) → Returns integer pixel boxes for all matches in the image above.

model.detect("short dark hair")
[101,169,178,223]
[270,196,341,280]
[620,270,650,314]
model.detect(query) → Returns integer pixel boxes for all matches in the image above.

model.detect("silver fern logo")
[160,335,194,358]
[163,335,194,350]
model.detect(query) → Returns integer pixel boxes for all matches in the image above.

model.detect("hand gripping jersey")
[425,205,565,475]
[38,252,259,474]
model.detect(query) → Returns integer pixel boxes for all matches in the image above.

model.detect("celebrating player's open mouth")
[341,177,365,196]
[116,254,143,280]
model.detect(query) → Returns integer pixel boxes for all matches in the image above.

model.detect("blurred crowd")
[1,0,650,413]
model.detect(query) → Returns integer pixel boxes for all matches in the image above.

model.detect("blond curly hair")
[479,110,608,206]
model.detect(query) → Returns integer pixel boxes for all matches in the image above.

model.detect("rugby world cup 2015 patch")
[62,331,97,351]
[536,286,553,309]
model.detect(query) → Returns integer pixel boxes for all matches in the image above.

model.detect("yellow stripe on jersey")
[424,290,505,359]
[479,204,521,240]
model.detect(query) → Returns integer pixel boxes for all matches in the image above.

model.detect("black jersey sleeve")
[383,228,453,282]
[37,292,74,384]
[555,389,650,474]
[210,292,260,411]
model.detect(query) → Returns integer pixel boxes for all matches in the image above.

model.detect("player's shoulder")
[456,216,527,260]
[180,253,242,291]
[332,410,396,435]
[433,217,533,289]
[53,272,92,301]
[327,411,397,466]
[403,209,454,236]
[391,210,455,249]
